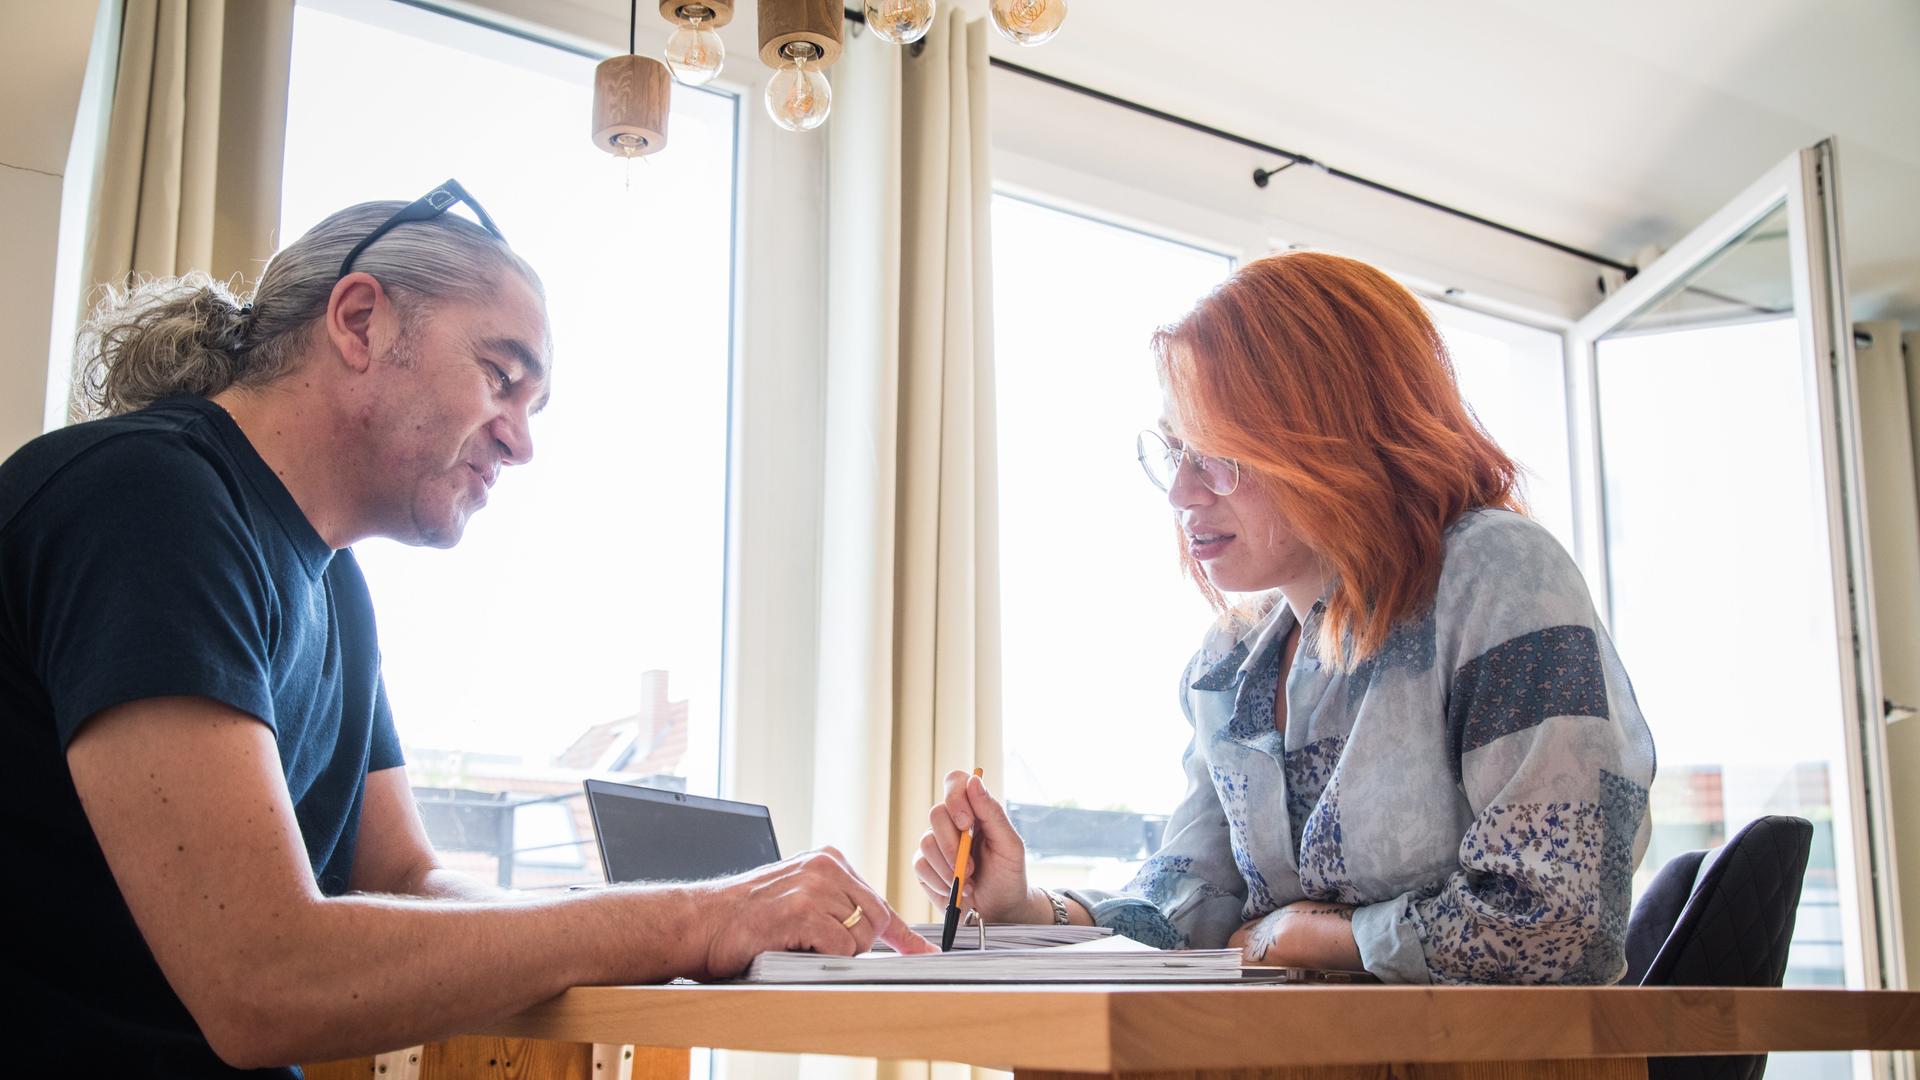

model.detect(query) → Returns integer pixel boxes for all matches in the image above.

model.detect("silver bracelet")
[1043,888,1071,925]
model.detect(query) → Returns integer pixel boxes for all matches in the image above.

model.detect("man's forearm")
[215,883,709,1068]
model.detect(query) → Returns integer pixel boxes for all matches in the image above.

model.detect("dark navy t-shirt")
[0,396,403,1077]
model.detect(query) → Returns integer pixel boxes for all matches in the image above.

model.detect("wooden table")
[308,983,1920,1080]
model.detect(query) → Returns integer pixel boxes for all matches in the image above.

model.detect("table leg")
[1015,1060,1648,1080]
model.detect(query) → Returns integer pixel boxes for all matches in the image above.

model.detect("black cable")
[987,55,1638,279]
[843,7,1634,279]
[629,0,637,56]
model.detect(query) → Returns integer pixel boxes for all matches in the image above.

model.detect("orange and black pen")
[940,767,985,951]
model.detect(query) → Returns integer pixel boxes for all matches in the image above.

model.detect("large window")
[282,0,737,888]
[992,198,1585,894]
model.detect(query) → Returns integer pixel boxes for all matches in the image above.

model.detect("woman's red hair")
[1153,250,1522,670]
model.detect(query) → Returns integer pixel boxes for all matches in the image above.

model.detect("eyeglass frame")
[1135,429,1241,497]
[337,178,508,279]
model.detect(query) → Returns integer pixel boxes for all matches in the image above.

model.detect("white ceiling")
[948,0,1920,325]
[13,0,1915,321]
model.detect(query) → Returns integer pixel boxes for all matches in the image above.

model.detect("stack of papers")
[880,922,1115,951]
[741,934,1245,984]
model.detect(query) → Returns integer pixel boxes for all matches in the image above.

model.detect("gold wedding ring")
[840,904,865,930]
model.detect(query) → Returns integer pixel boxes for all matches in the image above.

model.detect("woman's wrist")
[1021,886,1058,925]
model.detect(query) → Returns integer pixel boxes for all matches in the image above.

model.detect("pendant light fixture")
[989,0,1068,46]
[661,1,731,86]
[594,0,673,157]
[586,0,1064,148]
[758,0,843,132]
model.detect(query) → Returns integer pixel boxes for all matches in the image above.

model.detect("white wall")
[0,1,103,454]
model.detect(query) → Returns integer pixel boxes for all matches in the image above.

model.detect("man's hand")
[1233,899,1364,971]
[697,847,934,978]
[914,770,1047,924]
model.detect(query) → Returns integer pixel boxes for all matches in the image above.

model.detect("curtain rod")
[845,7,1637,280]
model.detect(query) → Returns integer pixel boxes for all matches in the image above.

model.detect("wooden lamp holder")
[658,0,734,29]
[757,0,843,69]
[592,54,671,156]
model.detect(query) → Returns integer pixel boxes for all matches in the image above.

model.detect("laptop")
[584,779,782,884]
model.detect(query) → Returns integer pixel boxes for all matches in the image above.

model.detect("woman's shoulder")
[1433,508,1600,645]
[1440,508,1581,586]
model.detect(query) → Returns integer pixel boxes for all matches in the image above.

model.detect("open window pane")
[1595,200,1858,1014]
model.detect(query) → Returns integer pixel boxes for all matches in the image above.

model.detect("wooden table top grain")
[480,983,1920,1072]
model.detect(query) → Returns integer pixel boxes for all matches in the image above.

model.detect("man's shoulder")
[0,399,236,536]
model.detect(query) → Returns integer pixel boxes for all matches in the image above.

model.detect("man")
[0,184,927,1077]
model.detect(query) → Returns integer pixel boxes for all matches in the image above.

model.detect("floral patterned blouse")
[1061,509,1657,985]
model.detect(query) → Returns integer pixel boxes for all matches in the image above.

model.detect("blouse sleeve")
[1350,515,1656,984]
[1062,649,1249,949]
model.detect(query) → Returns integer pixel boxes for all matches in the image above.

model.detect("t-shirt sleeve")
[368,673,405,773]
[9,437,281,745]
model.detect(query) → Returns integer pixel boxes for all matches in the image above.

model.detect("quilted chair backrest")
[1633,815,1815,1080]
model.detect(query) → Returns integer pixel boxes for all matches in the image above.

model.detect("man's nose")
[496,408,534,467]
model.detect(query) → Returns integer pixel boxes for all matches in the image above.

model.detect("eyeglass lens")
[1136,431,1237,496]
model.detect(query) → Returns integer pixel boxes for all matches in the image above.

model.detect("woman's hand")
[1233,899,1364,971]
[912,770,1048,924]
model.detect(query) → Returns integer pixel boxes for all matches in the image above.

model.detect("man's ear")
[325,273,392,374]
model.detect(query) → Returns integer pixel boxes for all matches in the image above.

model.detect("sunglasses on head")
[337,179,508,278]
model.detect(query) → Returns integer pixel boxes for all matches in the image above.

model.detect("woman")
[916,251,1655,985]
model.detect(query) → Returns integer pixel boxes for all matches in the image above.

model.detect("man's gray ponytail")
[72,200,542,419]
[73,274,259,419]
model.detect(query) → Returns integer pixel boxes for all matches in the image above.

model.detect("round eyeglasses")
[1136,430,1240,497]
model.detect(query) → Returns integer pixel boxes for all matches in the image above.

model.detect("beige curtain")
[1856,322,1920,711]
[83,0,292,295]
[812,10,1001,1078]
[816,6,1001,913]
[1859,322,1920,991]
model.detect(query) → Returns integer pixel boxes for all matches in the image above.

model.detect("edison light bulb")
[988,0,1066,45]
[865,0,935,45]
[765,51,832,132]
[665,14,725,86]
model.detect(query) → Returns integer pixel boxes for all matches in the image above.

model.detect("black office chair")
[1624,815,1815,1080]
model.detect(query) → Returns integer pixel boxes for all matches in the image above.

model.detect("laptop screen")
[585,779,782,884]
